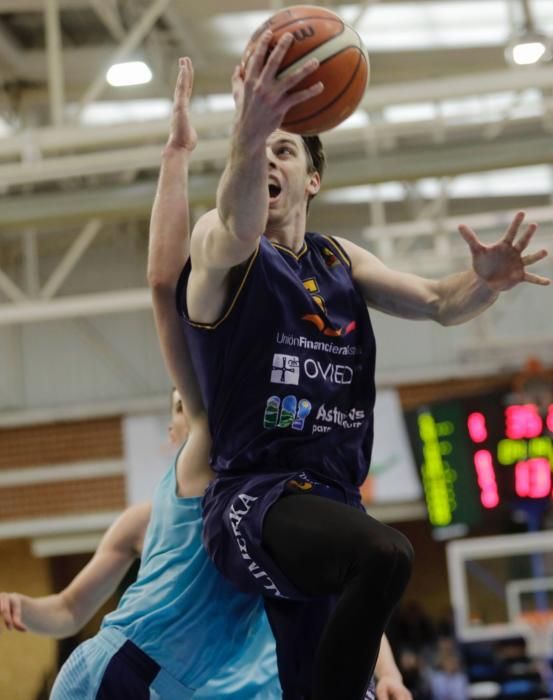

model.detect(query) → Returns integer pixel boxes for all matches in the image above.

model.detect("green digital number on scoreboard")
[407,401,483,532]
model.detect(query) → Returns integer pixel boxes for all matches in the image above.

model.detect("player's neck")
[265,209,307,254]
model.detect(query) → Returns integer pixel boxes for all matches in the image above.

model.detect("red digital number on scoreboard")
[505,404,543,439]
[467,412,488,443]
[467,404,553,504]
[473,449,500,509]
[515,458,551,499]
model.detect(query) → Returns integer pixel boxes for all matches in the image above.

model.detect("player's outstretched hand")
[458,211,550,291]
[0,592,27,633]
[375,675,413,700]
[233,30,323,143]
[167,57,198,152]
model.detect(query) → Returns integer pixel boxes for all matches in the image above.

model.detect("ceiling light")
[505,1,552,66]
[106,61,152,87]
[512,40,546,64]
[506,30,552,65]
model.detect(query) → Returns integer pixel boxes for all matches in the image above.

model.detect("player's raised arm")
[148,57,197,291]
[337,211,549,326]
[0,503,150,639]
[190,31,323,272]
[147,57,204,422]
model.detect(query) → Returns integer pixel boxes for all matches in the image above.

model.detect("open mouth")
[268,183,282,200]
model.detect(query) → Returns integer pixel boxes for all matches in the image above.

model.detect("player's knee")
[355,525,413,592]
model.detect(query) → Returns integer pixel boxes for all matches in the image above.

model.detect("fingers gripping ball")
[242,5,370,135]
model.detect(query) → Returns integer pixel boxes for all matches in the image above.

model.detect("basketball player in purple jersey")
[178,32,550,700]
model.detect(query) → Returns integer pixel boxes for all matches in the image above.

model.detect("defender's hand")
[375,675,413,700]
[0,592,26,632]
[167,57,198,152]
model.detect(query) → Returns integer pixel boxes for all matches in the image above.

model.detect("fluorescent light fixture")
[0,116,12,138]
[335,111,370,130]
[504,0,552,69]
[106,61,152,87]
[79,99,172,126]
[210,3,515,56]
[321,164,552,205]
[383,102,437,123]
[447,165,552,198]
[211,10,271,53]
[439,89,542,123]
[321,183,405,204]
[348,1,510,51]
[511,40,547,64]
[191,93,235,113]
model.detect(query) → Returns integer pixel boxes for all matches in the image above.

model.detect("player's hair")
[301,135,326,179]
[301,135,325,212]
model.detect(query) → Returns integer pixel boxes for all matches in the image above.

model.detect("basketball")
[242,5,370,135]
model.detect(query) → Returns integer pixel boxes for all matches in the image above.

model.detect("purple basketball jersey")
[178,233,376,488]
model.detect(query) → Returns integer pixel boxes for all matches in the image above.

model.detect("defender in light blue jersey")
[45,390,279,699]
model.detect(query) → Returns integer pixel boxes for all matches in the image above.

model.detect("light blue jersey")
[51,458,279,699]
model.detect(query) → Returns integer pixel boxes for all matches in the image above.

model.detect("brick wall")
[0,477,126,521]
[0,417,123,470]
[0,417,126,521]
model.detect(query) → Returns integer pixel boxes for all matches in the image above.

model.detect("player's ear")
[307,170,320,197]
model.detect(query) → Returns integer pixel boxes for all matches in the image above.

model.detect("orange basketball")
[242,5,370,135]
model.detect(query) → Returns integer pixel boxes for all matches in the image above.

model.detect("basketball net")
[518,610,553,658]
[509,357,553,414]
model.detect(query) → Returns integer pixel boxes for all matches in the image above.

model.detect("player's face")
[169,389,190,446]
[266,130,320,217]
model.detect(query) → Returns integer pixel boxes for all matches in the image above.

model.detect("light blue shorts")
[50,627,195,700]
[50,626,281,699]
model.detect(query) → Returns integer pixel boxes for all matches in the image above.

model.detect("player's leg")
[262,493,413,700]
[262,595,333,699]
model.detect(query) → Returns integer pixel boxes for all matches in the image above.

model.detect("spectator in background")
[428,644,468,700]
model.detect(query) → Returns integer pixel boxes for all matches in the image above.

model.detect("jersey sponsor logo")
[275,331,361,356]
[312,404,366,433]
[303,277,326,313]
[301,276,355,336]
[271,353,300,385]
[322,246,340,268]
[271,354,353,386]
[302,313,357,337]
[287,479,314,492]
[228,492,283,597]
[304,358,353,385]
[263,395,311,431]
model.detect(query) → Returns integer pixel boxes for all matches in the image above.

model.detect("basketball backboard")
[447,530,553,658]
